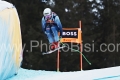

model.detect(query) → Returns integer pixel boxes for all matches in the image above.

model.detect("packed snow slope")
[7,66,120,80]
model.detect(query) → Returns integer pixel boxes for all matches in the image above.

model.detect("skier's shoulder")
[52,12,60,21]
[52,12,57,16]
[42,16,45,21]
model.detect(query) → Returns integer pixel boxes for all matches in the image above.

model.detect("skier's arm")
[41,17,46,34]
[55,16,63,37]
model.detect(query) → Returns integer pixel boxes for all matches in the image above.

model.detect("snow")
[0,1,14,11]
[0,1,22,80]
[7,66,120,80]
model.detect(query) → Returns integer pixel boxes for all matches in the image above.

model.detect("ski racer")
[41,8,63,50]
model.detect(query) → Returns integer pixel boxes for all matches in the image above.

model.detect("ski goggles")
[45,15,51,19]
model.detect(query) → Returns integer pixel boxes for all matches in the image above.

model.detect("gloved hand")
[45,31,47,34]
[59,36,62,40]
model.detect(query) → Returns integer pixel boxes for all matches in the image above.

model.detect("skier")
[41,8,63,50]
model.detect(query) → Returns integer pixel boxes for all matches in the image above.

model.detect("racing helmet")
[43,8,52,19]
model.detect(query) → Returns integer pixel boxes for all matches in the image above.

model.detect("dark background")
[4,0,120,72]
